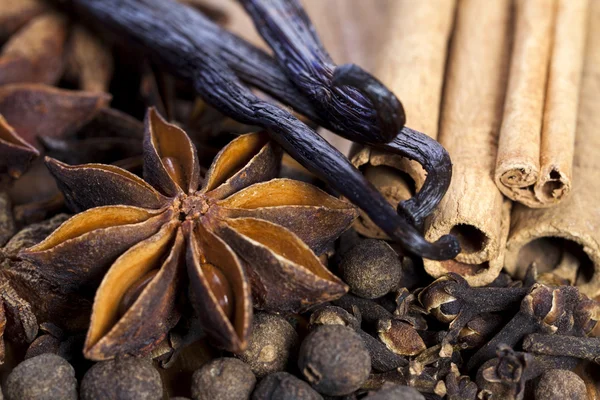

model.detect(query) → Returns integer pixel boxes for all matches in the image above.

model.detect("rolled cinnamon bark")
[349,0,456,238]
[423,0,512,286]
[505,0,600,298]
[495,0,588,207]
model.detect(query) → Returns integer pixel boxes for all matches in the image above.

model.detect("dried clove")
[523,333,600,363]
[333,294,393,327]
[418,273,527,349]
[457,314,504,350]
[339,239,403,299]
[476,345,579,400]
[468,284,581,370]
[191,357,256,400]
[251,371,322,400]
[535,369,587,400]
[67,0,460,261]
[298,324,371,396]
[237,312,298,378]
[444,364,477,400]
[5,354,77,400]
[80,357,163,400]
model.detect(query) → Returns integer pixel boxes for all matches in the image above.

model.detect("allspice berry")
[365,383,425,400]
[340,239,402,299]
[237,312,298,378]
[252,372,322,400]
[5,354,77,400]
[298,324,371,396]
[535,370,587,400]
[80,357,163,400]
[191,357,256,400]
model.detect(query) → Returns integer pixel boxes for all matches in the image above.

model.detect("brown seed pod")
[298,324,371,396]
[5,354,77,400]
[191,357,256,400]
[0,12,68,85]
[377,319,426,357]
[80,357,163,400]
[237,312,298,378]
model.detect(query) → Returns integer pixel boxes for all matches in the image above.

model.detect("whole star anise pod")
[19,108,355,360]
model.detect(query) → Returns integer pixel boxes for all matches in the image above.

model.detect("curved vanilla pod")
[70,0,460,260]
[332,66,452,227]
[240,0,453,226]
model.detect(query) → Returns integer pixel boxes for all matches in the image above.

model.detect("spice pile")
[0,0,600,399]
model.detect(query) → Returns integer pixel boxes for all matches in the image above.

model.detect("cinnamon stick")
[495,0,588,207]
[505,0,600,298]
[350,0,456,238]
[423,0,512,286]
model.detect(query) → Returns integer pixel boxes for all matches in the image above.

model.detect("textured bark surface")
[423,0,512,286]
[495,0,588,207]
[505,2,600,297]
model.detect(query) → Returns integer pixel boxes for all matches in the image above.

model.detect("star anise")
[0,84,111,190]
[19,108,356,360]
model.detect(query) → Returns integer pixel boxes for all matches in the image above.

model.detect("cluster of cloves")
[2,210,600,399]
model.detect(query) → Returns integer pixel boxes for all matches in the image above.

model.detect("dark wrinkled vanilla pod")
[65,0,459,260]
[239,0,453,227]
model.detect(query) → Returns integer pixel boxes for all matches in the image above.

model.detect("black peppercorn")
[192,357,256,400]
[80,357,163,400]
[298,324,371,396]
[5,354,77,400]
[252,371,322,400]
[535,370,587,400]
[340,239,402,299]
[364,383,424,400]
[237,312,298,378]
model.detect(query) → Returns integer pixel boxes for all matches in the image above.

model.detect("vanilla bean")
[67,0,459,260]
[240,0,453,227]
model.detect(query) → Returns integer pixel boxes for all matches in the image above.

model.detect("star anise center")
[174,193,214,223]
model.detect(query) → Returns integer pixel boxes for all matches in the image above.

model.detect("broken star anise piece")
[20,108,355,360]
[0,114,39,188]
